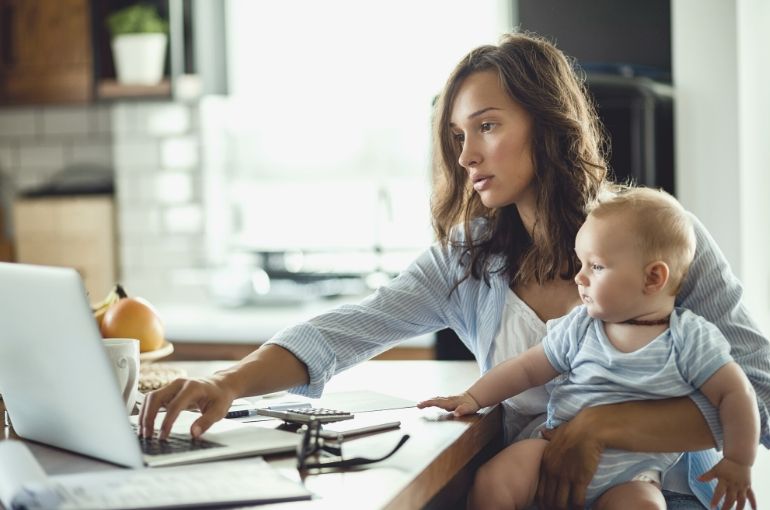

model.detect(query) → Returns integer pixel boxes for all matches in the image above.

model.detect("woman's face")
[450,70,537,211]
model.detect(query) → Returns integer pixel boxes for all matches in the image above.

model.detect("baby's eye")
[591,264,604,272]
[480,122,495,133]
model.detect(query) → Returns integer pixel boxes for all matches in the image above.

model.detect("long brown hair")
[432,31,608,287]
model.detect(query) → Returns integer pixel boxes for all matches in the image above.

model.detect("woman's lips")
[472,176,492,191]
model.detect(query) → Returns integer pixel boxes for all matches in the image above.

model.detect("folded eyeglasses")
[296,418,410,470]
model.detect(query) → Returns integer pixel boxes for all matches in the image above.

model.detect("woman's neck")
[515,201,538,239]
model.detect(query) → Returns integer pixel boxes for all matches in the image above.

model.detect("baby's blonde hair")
[587,186,696,294]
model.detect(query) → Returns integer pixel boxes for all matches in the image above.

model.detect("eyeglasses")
[296,418,410,470]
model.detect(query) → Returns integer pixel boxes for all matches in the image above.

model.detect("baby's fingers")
[721,487,737,510]
[698,467,717,483]
[747,488,757,510]
[417,396,458,411]
[710,480,726,510]
[452,403,479,416]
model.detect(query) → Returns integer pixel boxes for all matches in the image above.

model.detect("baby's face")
[574,214,649,322]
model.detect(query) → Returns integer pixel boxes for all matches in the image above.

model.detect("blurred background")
[0,0,768,359]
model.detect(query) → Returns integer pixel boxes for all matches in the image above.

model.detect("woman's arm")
[537,397,714,510]
[141,233,477,438]
[139,344,308,439]
[679,214,770,448]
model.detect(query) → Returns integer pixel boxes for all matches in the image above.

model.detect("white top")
[492,290,549,416]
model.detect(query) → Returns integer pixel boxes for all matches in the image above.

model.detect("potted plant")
[107,4,169,85]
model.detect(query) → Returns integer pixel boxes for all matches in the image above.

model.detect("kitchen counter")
[156,296,435,348]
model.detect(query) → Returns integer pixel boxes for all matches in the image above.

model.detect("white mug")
[103,338,140,414]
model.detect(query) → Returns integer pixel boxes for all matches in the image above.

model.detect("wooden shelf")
[96,79,172,100]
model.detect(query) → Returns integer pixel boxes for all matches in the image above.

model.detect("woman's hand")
[537,408,604,510]
[417,391,481,416]
[138,373,238,439]
[138,344,310,439]
[698,458,757,510]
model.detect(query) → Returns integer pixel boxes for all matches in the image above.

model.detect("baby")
[419,187,759,510]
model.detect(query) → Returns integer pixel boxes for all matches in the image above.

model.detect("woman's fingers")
[138,378,185,438]
[138,377,232,439]
[159,380,206,439]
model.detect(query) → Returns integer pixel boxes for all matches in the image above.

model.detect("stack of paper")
[0,440,311,509]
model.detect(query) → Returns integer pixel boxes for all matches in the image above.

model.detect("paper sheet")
[0,440,312,509]
[0,440,48,509]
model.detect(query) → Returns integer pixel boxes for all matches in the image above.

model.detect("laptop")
[0,262,299,468]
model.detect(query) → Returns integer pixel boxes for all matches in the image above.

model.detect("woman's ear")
[643,261,670,294]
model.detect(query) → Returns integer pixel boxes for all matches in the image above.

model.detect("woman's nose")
[458,140,481,169]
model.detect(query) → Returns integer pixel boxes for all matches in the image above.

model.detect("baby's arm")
[417,344,559,416]
[697,362,759,510]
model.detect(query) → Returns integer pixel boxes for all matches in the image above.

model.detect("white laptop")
[0,262,299,468]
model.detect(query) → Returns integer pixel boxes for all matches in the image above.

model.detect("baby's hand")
[416,392,480,416]
[697,458,756,510]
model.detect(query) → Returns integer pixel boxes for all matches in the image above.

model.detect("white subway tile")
[0,108,38,138]
[119,243,148,269]
[17,143,66,171]
[145,104,191,136]
[115,173,149,204]
[0,145,18,174]
[90,105,113,135]
[117,207,162,236]
[113,139,160,168]
[117,274,169,303]
[160,136,198,169]
[110,103,138,135]
[68,140,113,168]
[163,204,203,233]
[155,172,193,204]
[40,106,91,136]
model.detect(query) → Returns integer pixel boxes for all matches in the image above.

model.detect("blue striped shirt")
[266,214,770,506]
[541,305,733,505]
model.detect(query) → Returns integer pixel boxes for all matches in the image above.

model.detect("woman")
[140,32,769,510]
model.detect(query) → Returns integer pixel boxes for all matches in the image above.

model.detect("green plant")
[106,4,168,37]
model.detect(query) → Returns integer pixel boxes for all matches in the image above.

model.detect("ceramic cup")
[103,338,140,414]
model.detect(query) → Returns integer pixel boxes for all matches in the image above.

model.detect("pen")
[225,409,259,419]
[225,401,311,419]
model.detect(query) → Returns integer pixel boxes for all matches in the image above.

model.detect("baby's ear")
[643,261,670,294]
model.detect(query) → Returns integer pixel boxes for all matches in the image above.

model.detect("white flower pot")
[111,33,168,85]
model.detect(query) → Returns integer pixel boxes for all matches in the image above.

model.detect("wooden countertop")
[1,360,501,509]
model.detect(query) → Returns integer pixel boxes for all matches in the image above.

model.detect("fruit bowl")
[139,340,174,363]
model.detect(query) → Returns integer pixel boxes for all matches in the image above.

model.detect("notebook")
[0,262,299,468]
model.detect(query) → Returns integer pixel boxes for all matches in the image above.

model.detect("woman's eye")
[480,122,494,133]
[452,133,465,145]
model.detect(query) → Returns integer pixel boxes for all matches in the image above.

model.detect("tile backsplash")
[0,105,112,239]
[0,101,208,304]
[0,98,434,306]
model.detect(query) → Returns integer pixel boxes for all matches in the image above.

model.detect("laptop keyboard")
[131,425,225,455]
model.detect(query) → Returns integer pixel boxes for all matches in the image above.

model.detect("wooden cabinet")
[0,0,182,105]
[0,208,12,262]
[13,196,117,299]
[0,0,94,104]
